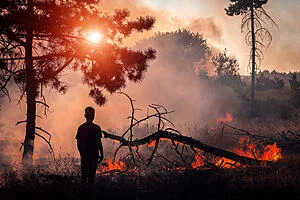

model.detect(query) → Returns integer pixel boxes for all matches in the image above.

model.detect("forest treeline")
[136,29,300,119]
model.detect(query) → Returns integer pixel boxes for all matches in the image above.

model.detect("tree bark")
[22,0,36,165]
[250,1,256,114]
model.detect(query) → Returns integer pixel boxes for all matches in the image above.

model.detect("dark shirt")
[76,122,102,158]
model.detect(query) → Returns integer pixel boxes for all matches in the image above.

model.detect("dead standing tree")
[102,93,276,169]
[225,0,277,114]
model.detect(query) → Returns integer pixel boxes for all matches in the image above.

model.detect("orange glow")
[217,113,233,123]
[100,158,126,173]
[191,151,205,168]
[147,138,180,147]
[97,136,282,173]
[86,30,103,44]
[261,142,282,162]
[147,140,157,147]
[216,137,282,168]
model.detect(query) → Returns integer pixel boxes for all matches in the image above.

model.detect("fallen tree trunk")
[102,130,273,166]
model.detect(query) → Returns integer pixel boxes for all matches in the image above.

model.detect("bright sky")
[100,0,300,75]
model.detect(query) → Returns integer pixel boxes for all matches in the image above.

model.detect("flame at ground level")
[217,113,233,123]
[96,136,282,173]
[191,152,205,168]
[98,158,126,174]
[215,137,282,168]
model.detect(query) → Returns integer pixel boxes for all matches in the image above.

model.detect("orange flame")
[216,137,282,168]
[217,113,233,123]
[147,138,180,147]
[260,143,282,162]
[191,152,205,168]
[147,140,156,147]
[100,158,126,173]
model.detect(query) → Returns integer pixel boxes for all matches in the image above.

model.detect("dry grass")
[1,118,300,200]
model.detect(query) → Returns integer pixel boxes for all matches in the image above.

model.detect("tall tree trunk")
[22,0,36,165]
[250,1,256,115]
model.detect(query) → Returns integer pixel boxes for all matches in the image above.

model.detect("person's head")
[84,106,95,122]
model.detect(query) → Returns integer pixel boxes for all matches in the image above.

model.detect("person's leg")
[87,157,98,184]
[81,156,88,183]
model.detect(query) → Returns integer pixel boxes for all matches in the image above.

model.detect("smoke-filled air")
[0,0,300,199]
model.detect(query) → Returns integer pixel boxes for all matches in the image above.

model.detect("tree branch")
[102,130,273,166]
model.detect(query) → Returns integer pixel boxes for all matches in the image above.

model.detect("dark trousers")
[80,155,98,183]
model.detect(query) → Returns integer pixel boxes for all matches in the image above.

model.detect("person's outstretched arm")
[97,128,104,163]
[98,139,104,163]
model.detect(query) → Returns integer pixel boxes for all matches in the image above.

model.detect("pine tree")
[0,0,156,165]
[225,0,276,109]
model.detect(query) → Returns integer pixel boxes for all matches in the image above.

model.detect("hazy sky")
[102,0,300,74]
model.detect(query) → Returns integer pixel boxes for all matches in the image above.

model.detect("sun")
[86,31,103,44]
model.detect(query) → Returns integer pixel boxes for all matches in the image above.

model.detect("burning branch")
[98,94,282,173]
[102,130,274,167]
[112,93,175,165]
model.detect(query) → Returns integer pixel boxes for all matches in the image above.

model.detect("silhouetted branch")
[102,130,273,166]
[113,144,124,162]
[34,132,55,160]
[146,138,159,166]
[36,100,49,109]
[121,109,175,138]
[279,130,300,149]
[174,143,189,167]
[16,120,27,126]
[118,91,136,165]
[35,126,51,141]
[220,122,276,142]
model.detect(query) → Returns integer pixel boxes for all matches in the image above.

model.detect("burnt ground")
[1,160,300,200]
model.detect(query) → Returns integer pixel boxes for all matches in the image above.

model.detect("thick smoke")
[1,0,298,165]
[104,0,300,74]
[0,30,242,166]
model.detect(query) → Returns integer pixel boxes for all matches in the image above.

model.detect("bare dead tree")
[225,0,277,112]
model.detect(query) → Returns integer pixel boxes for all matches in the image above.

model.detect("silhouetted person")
[76,106,104,184]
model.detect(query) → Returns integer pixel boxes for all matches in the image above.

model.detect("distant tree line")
[137,28,299,94]
[255,70,300,90]
[135,29,299,120]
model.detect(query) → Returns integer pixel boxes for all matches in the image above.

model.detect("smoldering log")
[102,130,273,166]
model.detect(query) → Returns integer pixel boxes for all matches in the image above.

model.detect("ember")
[191,151,205,168]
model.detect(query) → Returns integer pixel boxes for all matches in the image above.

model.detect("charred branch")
[35,100,49,109]
[279,130,300,150]
[118,91,137,165]
[102,130,273,167]
[34,132,55,160]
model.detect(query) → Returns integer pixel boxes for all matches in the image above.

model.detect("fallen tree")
[102,129,272,167]
[99,92,277,168]
[29,92,280,169]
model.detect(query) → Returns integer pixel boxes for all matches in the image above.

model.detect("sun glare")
[87,31,103,44]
